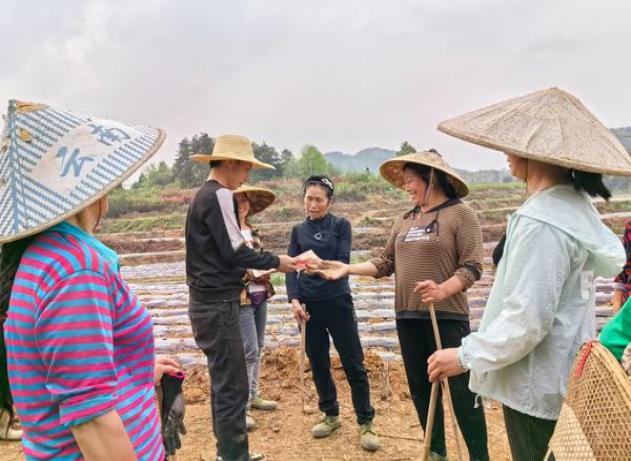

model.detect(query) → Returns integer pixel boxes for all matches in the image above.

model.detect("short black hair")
[303,175,334,199]
[209,160,223,169]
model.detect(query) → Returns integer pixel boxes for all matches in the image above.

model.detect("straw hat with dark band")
[191,134,274,169]
[234,184,276,215]
[438,87,631,176]
[380,150,469,198]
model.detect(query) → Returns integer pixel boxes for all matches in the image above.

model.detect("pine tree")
[189,134,214,186]
[249,142,283,182]
[396,141,416,157]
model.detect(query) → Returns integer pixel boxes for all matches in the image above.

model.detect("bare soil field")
[0,348,512,461]
[4,185,627,461]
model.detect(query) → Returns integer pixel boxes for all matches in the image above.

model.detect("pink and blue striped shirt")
[4,222,164,460]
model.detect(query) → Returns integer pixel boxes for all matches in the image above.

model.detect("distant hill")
[613,127,631,153]
[456,168,512,183]
[325,147,512,182]
[325,127,631,183]
[325,148,396,173]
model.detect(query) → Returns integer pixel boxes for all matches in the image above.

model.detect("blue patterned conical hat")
[0,100,165,243]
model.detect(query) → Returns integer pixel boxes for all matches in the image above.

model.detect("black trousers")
[396,318,489,461]
[189,298,249,461]
[304,294,375,424]
[503,405,557,461]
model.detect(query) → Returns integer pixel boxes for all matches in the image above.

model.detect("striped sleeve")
[370,216,400,278]
[453,206,484,288]
[34,270,118,428]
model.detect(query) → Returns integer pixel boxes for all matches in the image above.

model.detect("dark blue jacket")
[285,213,351,302]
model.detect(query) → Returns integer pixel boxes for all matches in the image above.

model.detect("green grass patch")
[100,212,186,233]
[270,272,286,288]
[468,181,525,192]
[108,187,184,218]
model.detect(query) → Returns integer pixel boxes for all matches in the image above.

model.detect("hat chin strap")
[93,199,103,234]
[421,168,435,208]
[523,159,530,192]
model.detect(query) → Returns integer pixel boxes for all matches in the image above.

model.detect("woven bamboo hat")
[0,99,165,244]
[438,87,631,176]
[234,184,276,215]
[380,150,469,197]
[191,134,274,169]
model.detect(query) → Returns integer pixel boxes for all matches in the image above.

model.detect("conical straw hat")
[191,134,273,169]
[380,150,469,197]
[0,99,165,243]
[234,184,276,215]
[437,87,631,176]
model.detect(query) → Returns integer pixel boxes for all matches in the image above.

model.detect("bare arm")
[348,261,379,277]
[313,260,378,280]
[612,289,624,314]
[71,410,136,461]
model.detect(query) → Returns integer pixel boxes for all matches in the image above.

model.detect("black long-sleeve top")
[185,180,280,301]
[285,213,351,303]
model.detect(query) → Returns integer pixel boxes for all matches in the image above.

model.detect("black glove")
[160,371,186,456]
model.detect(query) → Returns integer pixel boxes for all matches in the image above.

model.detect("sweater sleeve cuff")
[59,389,118,428]
[454,268,475,290]
[368,257,392,279]
[458,341,472,371]
[612,282,627,292]
[271,255,281,269]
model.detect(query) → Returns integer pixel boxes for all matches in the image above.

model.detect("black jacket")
[185,180,280,301]
[285,213,351,303]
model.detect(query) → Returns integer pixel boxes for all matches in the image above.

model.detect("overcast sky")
[1,0,630,171]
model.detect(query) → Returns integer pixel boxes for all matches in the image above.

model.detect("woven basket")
[548,341,631,460]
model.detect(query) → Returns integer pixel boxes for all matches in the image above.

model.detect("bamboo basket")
[548,341,631,460]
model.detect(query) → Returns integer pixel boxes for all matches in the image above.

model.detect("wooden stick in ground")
[428,302,464,461]
[299,317,307,414]
[423,381,439,461]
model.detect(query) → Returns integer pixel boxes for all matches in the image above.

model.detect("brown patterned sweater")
[369,200,483,320]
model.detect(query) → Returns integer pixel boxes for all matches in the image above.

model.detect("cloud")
[1,0,630,171]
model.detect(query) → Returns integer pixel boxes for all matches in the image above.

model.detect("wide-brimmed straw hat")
[438,87,631,176]
[191,134,273,169]
[234,184,276,215]
[380,150,469,198]
[0,99,165,243]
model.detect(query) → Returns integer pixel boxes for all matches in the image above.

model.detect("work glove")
[160,371,186,456]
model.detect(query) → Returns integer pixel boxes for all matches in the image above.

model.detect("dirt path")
[1,348,511,461]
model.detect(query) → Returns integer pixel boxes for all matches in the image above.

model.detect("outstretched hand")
[277,255,298,273]
[307,260,350,281]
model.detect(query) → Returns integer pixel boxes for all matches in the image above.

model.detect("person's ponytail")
[0,237,35,422]
[570,170,611,201]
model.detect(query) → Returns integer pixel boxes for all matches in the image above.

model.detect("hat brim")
[0,99,166,244]
[437,87,631,176]
[191,153,274,169]
[239,190,275,215]
[438,122,631,176]
[379,157,469,198]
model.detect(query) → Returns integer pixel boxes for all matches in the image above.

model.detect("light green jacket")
[459,185,625,420]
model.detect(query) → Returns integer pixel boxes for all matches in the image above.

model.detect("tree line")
[134,133,340,189]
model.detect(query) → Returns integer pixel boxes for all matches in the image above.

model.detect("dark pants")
[503,405,557,461]
[396,318,489,461]
[304,294,375,424]
[189,298,249,461]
